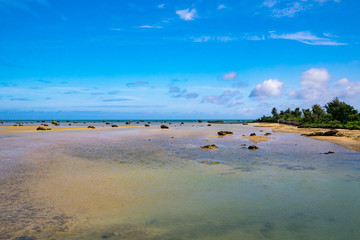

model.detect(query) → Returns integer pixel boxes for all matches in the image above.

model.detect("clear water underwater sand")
[0,123,359,239]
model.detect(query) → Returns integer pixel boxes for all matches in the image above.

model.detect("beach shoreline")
[251,122,360,153]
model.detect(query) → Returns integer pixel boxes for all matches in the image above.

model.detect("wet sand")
[251,123,360,152]
[1,123,360,239]
[0,125,140,133]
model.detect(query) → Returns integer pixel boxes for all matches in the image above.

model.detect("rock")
[217,131,233,136]
[250,133,256,136]
[207,124,211,126]
[66,120,70,122]
[69,123,71,125]
[198,120,203,123]
[321,151,335,154]
[207,120,224,124]
[47,128,51,130]
[264,133,271,136]
[43,124,49,126]
[145,124,150,127]
[160,125,169,129]
[200,160,220,164]
[36,127,47,131]
[307,130,338,137]
[111,125,118,127]
[13,236,36,240]
[0,121,3,124]
[181,122,184,124]
[125,121,131,125]
[201,144,218,149]
[248,145,259,150]
[87,126,95,129]
[51,120,57,124]
[242,123,248,125]
[106,122,110,125]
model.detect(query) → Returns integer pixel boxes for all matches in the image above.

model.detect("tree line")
[257,98,360,130]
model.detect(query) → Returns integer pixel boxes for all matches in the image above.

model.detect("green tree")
[324,98,358,123]
[271,107,279,119]
[311,104,325,121]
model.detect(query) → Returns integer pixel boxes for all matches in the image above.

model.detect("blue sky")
[1,0,360,119]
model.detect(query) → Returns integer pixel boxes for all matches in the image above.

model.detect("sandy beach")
[251,122,360,153]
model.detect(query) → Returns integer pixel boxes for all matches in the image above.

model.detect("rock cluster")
[160,125,169,129]
[201,144,218,149]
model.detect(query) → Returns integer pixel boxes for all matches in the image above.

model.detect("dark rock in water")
[66,120,70,122]
[69,123,71,125]
[181,122,184,124]
[207,124,211,126]
[106,122,110,125]
[207,120,224,124]
[242,123,248,125]
[0,121,3,124]
[218,131,233,136]
[111,125,118,127]
[125,121,131,125]
[201,144,218,149]
[14,236,36,240]
[87,126,95,129]
[306,130,338,136]
[198,120,203,123]
[321,151,335,154]
[248,145,259,150]
[250,133,256,136]
[200,160,220,164]
[43,124,49,126]
[264,132,271,136]
[36,127,47,131]
[144,124,150,127]
[160,125,169,129]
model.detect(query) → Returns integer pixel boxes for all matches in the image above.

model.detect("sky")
[1,0,360,119]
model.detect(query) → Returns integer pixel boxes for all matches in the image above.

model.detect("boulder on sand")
[161,125,169,129]
[36,127,47,131]
[250,133,256,136]
[87,126,95,129]
[217,131,233,136]
[248,145,259,150]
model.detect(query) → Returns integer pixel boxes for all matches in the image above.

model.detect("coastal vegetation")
[257,98,360,130]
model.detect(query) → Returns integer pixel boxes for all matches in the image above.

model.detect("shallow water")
[1,124,360,239]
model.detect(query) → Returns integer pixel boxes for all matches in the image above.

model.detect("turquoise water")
[1,124,359,239]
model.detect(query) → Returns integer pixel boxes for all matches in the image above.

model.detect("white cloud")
[269,31,346,46]
[217,4,226,10]
[158,3,165,9]
[222,72,237,80]
[289,68,332,102]
[334,78,349,86]
[176,8,197,21]
[262,0,277,8]
[249,79,283,98]
[301,68,331,88]
[245,35,265,41]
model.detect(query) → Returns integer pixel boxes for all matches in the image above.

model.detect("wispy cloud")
[169,87,198,99]
[202,90,239,107]
[262,0,277,8]
[137,25,163,29]
[217,4,226,10]
[110,28,122,31]
[10,98,31,101]
[222,72,237,80]
[158,3,165,9]
[269,31,347,45]
[126,81,149,87]
[102,98,132,102]
[192,36,236,43]
[176,8,197,21]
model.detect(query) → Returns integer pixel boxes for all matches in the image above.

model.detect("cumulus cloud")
[300,68,331,88]
[249,79,283,99]
[289,68,332,102]
[126,81,149,87]
[334,78,349,86]
[222,72,237,80]
[269,31,346,46]
[202,90,240,107]
[176,8,197,21]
